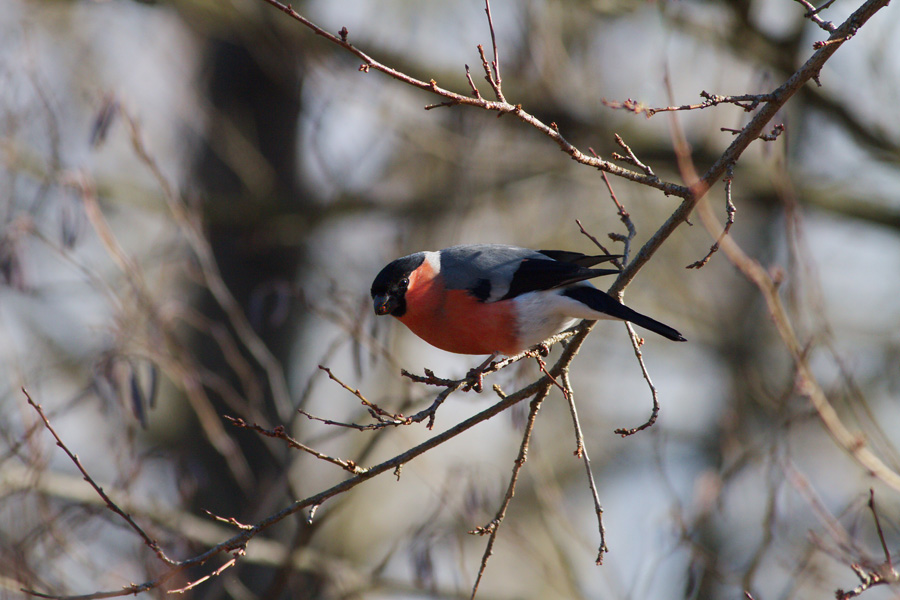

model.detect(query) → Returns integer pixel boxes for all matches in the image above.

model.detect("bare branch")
[224,416,368,474]
[793,0,838,32]
[602,91,777,117]
[23,388,175,565]
[469,391,546,598]
[318,365,406,424]
[687,164,737,269]
[483,0,504,102]
[24,374,556,600]
[612,0,890,296]
[559,371,608,564]
[613,323,660,436]
[254,0,692,197]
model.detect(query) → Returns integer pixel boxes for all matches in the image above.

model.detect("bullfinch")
[371,244,685,356]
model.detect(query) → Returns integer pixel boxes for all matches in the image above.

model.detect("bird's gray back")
[438,244,550,301]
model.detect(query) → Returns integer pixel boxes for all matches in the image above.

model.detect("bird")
[370,244,685,357]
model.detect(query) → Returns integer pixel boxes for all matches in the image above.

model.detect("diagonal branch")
[22,374,557,600]
[23,388,176,566]
[610,0,891,295]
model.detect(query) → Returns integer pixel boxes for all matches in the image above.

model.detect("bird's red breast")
[397,259,520,355]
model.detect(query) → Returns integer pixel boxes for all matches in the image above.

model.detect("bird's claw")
[464,367,485,393]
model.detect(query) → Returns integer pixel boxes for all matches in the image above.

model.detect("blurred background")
[2,0,899,599]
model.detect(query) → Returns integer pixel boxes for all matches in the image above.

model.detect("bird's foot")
[463,352,500,393]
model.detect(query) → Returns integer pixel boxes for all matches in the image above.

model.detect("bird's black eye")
[399,277,409,287]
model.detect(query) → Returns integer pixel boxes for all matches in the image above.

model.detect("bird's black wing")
[537,250,622,268]
[500,257,620,300]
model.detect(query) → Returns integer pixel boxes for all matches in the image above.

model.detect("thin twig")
[223,416,368,474]
[868,489,893,568]
[611,134,657,178]
[533,356,569,400]
[464,64,482,99]
[687,164,737,269]
[575,219,618,265]
[168,553,242,594]
[22,388,176,565]
[793,0,838,31]
[483,0,504,102]
[602,91,777,117]
[559,371,608,564]
[469,391,547,598]
[318,365,405,424]
[600,169,636,265]
[720,123,785,141]
[613,323,660,436]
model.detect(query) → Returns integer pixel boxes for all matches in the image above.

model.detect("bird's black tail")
[563,287,687,342]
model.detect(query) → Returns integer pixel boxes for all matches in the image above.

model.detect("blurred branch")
[657,2,900,495]
[697,192,900,493]
[66,170,256,489]
[123,112,295,422]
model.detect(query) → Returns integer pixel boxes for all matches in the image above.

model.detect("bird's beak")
[373,294,397,316]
